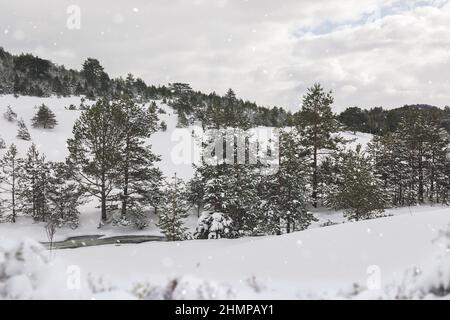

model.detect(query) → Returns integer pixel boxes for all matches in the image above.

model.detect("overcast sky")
[0,0,449,112]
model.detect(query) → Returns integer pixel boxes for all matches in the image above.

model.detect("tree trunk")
[312,144,318,208]
[11,161,16,223]
[418,152,424,204]
[101,173,107,222]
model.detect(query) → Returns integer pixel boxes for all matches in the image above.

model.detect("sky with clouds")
[0,0,449,112]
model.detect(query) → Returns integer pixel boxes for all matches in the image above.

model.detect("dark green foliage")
[0,144,19,222]
[338,107,369,134]
[46,162,84,228]
[67,99,125,222]
[17,144,50,222]
[3,106,17,122]
[32,104,58,129]
[158,175,190,241]
[113,96,163,227]
[338,105,450,135]
[259,129,315,234]
[16,118,31,141]
[368,109,450,206]
[327,145,387,221]
[297,83,343,208]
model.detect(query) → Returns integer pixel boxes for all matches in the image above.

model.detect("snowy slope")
[0,95,191,178]
[0,94,373,179]
[53,206,450,295]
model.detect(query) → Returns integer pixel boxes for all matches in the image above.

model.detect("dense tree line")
[0,47,293,128]
[339,104,450,134]
[0,143,83,227]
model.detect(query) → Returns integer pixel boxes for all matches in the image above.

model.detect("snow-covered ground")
[1,205,449,299]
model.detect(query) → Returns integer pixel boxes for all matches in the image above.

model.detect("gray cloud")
[0,0,449,112]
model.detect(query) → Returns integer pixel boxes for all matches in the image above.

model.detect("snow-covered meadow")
[0,95,449,300]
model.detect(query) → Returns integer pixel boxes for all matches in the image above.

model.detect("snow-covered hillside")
[0,95,195,179]
[0,95,372,179]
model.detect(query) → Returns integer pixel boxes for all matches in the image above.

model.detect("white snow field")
[1,205,449,299]
[0,94,449,299]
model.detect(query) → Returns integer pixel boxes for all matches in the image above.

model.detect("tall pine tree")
[67,98,125,223]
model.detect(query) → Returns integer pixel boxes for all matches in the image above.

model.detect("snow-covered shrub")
[195,211,233,239]
[0,239,92,299]
[131,276,234,300]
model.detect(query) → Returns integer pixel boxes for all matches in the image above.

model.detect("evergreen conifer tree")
[46,162,84,228]
[67,98,125,223]
[0,144,19,222]
[328,145,387,221]
[3,106,17,122]
[17,144,50,222]
[297,83,343,207]
[114,96,162,225]
[158,175,190,241]
[17,118,31,141]
[31,104,58,129]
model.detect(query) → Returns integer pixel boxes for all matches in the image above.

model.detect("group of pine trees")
[66,95,164,228]
[368,110,450,206]
[3,104,58,142]
[0,82,448,242]
[184,84,450,239]
[0,143,83,227]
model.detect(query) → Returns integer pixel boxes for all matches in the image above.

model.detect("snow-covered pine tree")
[423,113,450,203]
[3,106,17,122]
[46,162,84,228]
[187,171,204,217]
[0,137,6,149]
[328,145,387,221]
[67,98,125,223]
[31,104,58,129]
[259,128,315,234]
[297,83,343,208]
[17,144,50,222]
[195,211,232,239]
[114,96,163,227]
[158,175,190,241]
[191,126,263,236]
[17,118,31,141]
[0,144,19,222]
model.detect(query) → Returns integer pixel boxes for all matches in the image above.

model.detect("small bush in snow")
[0,137,6,149]
[195,211,233,239]
[16,118,31,141]
[3,106,17,122]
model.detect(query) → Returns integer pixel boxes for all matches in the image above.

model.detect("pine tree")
[0,144,19,222]
[17,144,50,222]
[0,137,6,149]
[114,96,162,225]
[17,118,31,141]
[67,98,125,223]
[187,172,204,217]
[31,104,58,129]
[328,145,387,221]
[297,83,343,207]
[259,128,315,234]
[3,106,17,122]
[369,110,450,206]
[158,175,190,241]
[46,162,84,228]
[192,128,262,236]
